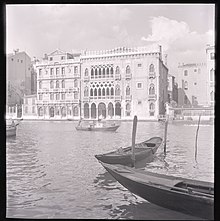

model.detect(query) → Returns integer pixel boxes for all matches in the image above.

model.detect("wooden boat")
[6,125,16,137]
[76,120,120,132]
[101,162,214,220]
[95,137,162,166]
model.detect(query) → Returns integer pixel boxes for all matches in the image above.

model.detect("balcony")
[115,74,121,80]
[149,71,156,79]
[125,73,132,79]
[83,97,89,102]
[125,95,132,101]
[115,95,122,101]
[84,75,89,81]
[148,94,157,100]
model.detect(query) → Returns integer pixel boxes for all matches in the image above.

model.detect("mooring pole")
[195,114,201,163]
[131,115,138,167]
[164,115,169,155]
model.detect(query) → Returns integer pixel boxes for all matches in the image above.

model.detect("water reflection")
[6,121,214,219]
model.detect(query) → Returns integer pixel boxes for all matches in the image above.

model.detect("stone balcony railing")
[115,74,121,80]
[149,71,156,78]
[125,95,132,101]
[125,73,132,79]
[148,94,157,100]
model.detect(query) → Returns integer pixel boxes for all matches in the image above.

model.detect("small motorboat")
[100,162,214,220]
[95,137,162,166]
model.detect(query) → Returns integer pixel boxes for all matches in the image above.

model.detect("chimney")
[164,54,168,66]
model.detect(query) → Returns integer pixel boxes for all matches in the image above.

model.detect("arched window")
[149,84,155,95]
[210,68,214,82]
[91,69,94,79]
[126,86,130,95]
[103,68,105,78]
[184,70,188,76]
[50,80,54,89]
[99,68,102,78]
[98,88,101,97]
[94,88,97,96]
[106,67,109,77]
[84,103,89,119]
[84,87,89,97]
[91,103,96,119]
[90,88,93,96]
[149,64,154,72]
[115,84,120,96]
[102,88,105,96]
[126,103,131,111]
[56,80,59,88]
[38,107,44,116]
[39,81,42,89]
[95,69,98,78]
[110,67,113,77]
[85,68,88,76]
[111,87,114,96]
[126,65,130,74]
[62,80,65,88]
[115,66,120,75]
[106,87,110,96]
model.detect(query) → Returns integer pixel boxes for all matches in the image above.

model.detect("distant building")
[167,74,178,106]
[7,50,33,106]
[176,62,207,107]
[22,94,38,119]
[206,45,215,106]
[34,49,81,119]
[80,45,168,120]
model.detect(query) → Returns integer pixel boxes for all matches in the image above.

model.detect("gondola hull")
[101,163,214,220]
[6,126,16,137]
[95,137,162,166]
[76,124,120,131]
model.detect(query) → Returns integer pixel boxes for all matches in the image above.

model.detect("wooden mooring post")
[131,115,138,167]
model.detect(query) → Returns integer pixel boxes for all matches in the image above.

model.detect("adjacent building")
[35,49,81,119]
[176,62,207,107]
[6,50,33,104]
[206,45,215,106]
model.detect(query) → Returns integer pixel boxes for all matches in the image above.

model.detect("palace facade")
[33,45,169,120]
[35,49,81,119]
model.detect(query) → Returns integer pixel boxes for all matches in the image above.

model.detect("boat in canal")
[75,119,120,132]
[101,162,214,220]
[6,119,17,137]
[95,137,162,166]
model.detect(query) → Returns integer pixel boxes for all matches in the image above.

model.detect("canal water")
[6,121,214,219]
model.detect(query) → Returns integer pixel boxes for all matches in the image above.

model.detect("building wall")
[22,95,38,119]
[35,49,81,119]
[80,45,168,120]
[177,63,207,106]
[7,51,32,98]
[206,45,215,106]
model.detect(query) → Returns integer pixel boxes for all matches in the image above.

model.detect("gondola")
[101,162,214,220]
[95,137,162,166]
[75,120,120,132]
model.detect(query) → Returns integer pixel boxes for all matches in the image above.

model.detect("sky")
[6,4,215,74]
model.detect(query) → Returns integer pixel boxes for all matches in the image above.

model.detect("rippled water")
[6,121,214,219]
